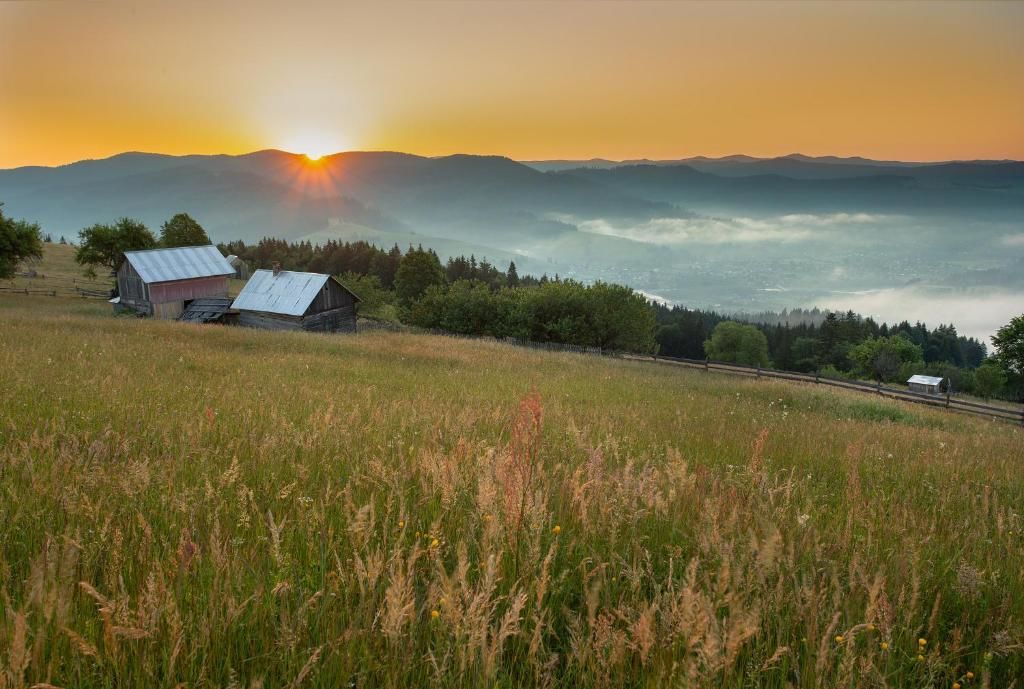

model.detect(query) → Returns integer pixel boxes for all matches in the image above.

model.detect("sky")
[2,0,1023,168]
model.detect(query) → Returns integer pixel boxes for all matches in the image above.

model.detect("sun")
[280,132,347,163]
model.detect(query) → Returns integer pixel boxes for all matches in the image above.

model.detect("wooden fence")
[1,279,112,300]
[634,354,1024,425]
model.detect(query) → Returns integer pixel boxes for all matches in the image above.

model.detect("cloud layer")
[573,213,887,246]
[815,286,1023,343]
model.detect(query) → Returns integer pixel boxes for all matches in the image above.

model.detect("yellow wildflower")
[953,683,961,689]
[430,538,440,548]
[880,642,889,650]
[919,638,927,647]
[917,654,925,662]
[552,525,561,535]
[966,671,974,679]
[835,635,844,644]
[430,609,439,619]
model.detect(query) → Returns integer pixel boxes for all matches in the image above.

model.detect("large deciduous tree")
[703,321,771,367]
[849,335,923,382]
[76,218,157,273]
[992,315,1024,375]
[0,203,43,279]
[160,213,211,247]
[973,359,1008,399]
[394,245,446,307]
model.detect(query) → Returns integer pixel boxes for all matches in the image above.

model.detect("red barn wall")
[149,277,229,304]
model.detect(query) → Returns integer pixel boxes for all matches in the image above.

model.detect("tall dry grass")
[0,295,1022,688]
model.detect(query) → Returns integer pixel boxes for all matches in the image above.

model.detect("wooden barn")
[907,374,944,395]
[114,245,235,319]
[231,266,360,333]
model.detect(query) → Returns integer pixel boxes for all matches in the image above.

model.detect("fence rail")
[642,354,1023,425]
[1,283,111,299]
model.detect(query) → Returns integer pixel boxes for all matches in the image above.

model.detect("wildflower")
[966,671,974,679]
[430,609,439,620]
[835,635,844,644]
[430,538,440,548]
[867,623,876,631]
[880,642,889,650]
[552,525,561,535]
[398,520,405,528]
[917,654,925,662]
[919,638,927,647]
[953,684,961,689]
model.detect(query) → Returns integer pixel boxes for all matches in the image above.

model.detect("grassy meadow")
[1,290,1022,688]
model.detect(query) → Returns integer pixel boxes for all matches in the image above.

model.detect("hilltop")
[1,289,1022,687]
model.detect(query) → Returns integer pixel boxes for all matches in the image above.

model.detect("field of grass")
[1,293,1022,689]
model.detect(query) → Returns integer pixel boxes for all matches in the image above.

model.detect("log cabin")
[231,265,360,333]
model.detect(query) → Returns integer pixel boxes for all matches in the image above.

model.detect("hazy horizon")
[4,147,1024,172]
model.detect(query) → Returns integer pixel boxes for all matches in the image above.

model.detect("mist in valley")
[1,150,1021,340]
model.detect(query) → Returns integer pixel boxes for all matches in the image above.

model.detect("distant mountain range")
[4,149,1023,337]
[1,149,1022,277]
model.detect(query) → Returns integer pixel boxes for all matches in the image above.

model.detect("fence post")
[705,357,709,372]
[945,389,951,408]
[814,373,819,384]
[756,364,761,378]
[877,380,882,395]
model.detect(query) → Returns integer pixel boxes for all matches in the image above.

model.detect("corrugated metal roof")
[124,245,234,284]
[231,269,330,316]
[907,375,944,385]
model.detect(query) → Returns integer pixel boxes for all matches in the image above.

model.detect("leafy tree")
[160,212,210,247]
[704,321,771,367]
[849,335,923,382]
[394,246,445,307]
[585,281,657,352]
[76,218,157,273]
[0,203,43,279]
[338,272,394,318]
[972,360,1007,399]
[992,314,1024,375]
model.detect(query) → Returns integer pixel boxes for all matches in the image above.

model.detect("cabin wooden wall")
[237,311,304,331]
[238,305,356,333]
[149,277,229,304]
[302,305,357,333]
[116,262,150,313]
[307,279,357,315]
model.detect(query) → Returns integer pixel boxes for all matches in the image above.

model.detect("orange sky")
[1,0,1023,168]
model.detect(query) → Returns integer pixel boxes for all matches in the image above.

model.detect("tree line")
[658,305,1021,399]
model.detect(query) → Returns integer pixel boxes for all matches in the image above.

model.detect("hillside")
[3,150,1024,336]
[1,291,1022,687]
